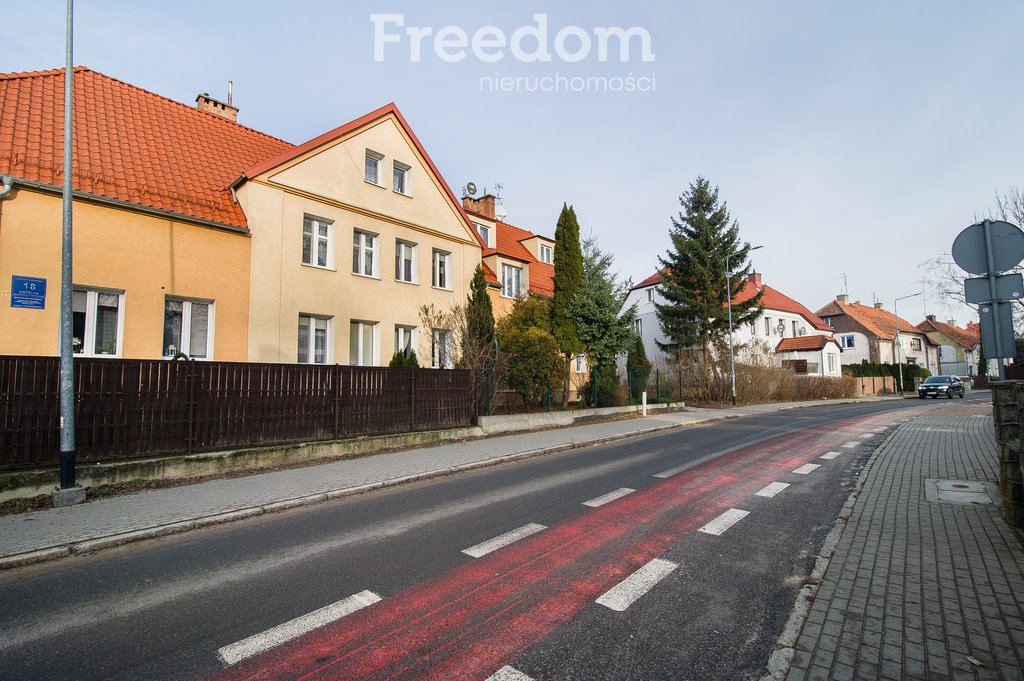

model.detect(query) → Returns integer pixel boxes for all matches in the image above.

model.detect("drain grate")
[925,479,998,505]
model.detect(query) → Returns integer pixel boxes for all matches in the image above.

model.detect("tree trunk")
[561,354,571,409]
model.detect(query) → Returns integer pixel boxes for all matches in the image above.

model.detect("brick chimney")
[748,271,762,287]
[462,194,496,220]
[195,93,238,123]
[836,294,849,304]
[874,302,884,309]
[927,314,936,322]
[946,319,957,327]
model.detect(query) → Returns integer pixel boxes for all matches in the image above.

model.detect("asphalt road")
[0,396,966,680]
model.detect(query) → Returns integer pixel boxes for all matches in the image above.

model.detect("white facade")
[777,340,844,377]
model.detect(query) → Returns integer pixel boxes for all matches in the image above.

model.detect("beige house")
[233,104,484,367]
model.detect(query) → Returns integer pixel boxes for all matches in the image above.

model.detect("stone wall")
[991,381,1024,527]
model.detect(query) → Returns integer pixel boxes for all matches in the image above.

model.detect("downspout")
[0,175,14,242]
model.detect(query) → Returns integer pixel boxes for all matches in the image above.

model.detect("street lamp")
[894,292,922,395]
[727,245,763,406]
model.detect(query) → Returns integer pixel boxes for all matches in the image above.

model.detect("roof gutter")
[0,175,13,200]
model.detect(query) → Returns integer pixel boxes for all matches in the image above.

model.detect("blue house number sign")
[11,275,47,309]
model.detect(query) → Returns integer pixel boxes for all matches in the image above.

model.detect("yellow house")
[0,68,291,360]
[233,104,484,367]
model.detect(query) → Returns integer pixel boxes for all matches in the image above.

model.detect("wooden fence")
[0,356,474,470]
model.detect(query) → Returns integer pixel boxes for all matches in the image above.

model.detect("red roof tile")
[815,300,923,340]
[0,67,293,228]
[776,336,840,352]
[631,269,666,291]
[915,317,979,351]
[482,220,554,297]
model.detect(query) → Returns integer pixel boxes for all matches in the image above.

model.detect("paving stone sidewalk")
[780,402,1024,681]
[0,399,852,568]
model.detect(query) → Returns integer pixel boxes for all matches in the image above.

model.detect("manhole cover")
[925,479,998,505]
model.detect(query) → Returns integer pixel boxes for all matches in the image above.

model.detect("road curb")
[0,398,895,571]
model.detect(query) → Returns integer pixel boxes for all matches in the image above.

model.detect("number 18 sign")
[11,275,47,309]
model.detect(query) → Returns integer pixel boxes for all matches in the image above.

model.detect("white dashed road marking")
[755,482,790,498]
[793,463,821,475]
[462,523,547,558]
[819,451,842,460]
[583,488,635,507]
[698,508,751,535]
[859,433,874,439]
[217,590,381,666]
[595,558,679,612]
[486,666,536,681]
[654,464,690,478]
[842,441,861,448]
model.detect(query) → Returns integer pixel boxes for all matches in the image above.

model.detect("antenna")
[227,80,233,106]
[921,278,928,315]
[841,273,848,295]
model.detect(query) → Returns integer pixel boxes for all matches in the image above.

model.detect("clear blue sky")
[3,1,1022,326]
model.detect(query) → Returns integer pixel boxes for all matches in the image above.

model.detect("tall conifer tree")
[552,203,584,406]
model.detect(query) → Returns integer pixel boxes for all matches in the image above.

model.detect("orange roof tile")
[776,335,841,352]
[915,317,979,351]
[631,269,666,290]
[815,300,923,340]
[0,67,293,229]
[482,220,554,297]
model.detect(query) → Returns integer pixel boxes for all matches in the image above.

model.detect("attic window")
[393,161,411,196]
[539,244,552,263]
[475,223,490,247]
[365,150,384,185]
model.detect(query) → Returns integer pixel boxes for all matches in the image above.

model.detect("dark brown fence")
[0,356,474,470]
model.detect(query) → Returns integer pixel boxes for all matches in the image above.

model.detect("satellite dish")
[799,327,807,336]
[466,182,477,196]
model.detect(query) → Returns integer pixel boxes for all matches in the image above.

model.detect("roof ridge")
[0,66,293,147]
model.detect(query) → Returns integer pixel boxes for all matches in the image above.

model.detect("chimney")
[836,294,849,304]
[946,319,957,327]
[748,271,762,287]
[462,194,496,220]
[195,92,238,123]
[874,302,884,309]
[927,314,936,322]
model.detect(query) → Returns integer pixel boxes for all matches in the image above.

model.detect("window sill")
[393,190,413,198]
[364,179,386,189]
[301,262,337,272]
[351,272,382,281]
[395,278,419,286]
[431,285,453,292]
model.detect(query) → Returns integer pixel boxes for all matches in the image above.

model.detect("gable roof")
[815,299,923,340]
[631,269,666,291]
[915,317,980,351]
[480,219,555,297]
[0,67,292,229]
[776,335,841,352]
[236,102,485,250]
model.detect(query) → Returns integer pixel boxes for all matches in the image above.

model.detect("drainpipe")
[0,175,13,242]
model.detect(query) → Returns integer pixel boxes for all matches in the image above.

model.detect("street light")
[894,292,922,395]
[727,245,763,406]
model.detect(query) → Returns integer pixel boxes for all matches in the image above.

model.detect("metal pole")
[983,219,1007,380]
[893,292,921,395]
[58,0,76,490]
[727,253,736,405]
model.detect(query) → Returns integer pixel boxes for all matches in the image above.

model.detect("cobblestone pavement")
[780,401,1024,681]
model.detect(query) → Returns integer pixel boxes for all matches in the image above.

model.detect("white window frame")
[432,249,452,290]
[162,297,215,359]
[395,239,418,284]
[910,337,922,351]
[350,320,380,366]
[365,149,384,186]
[646,289,654,303]
[764,317,772,335]
[71,287,125,357]
[302,215,334,270]
[575,354,587,374]
[298,314,333,365]
[539,244,552,264]
[841,335,855,349]
[395,325,417,358]
[634,318,642,334]
[431,328,454,369]
[828,353,837,373]
[353,229,380,278]
[501,263,523,298]
[392,160,411,196]
[474,222,490,248]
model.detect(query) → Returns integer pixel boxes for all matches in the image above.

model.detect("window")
[432,249,452,289]
[764,317,772,335]
[353,230,378,277]
[539,244,552,263]
[646,289,654,303]
[840,335,855,349]
[72,288,124,356]
[825,317,834,328]
[910,337,922,351]
[349,320,378,366]
[163,298,213,359]
[365,150,383,185]
[432,328,453,368]
[395,240,417,283]
[907,356,918,365]
[298,315,331,364]
[393,161,411,195]
[749,322,756,336]
[575,354,587,373]
[828,354,837,373]
[302,216,334,269]
[475,223,490,247]
[792,320,800,337]
[395,325,417,357]
[501,264,523,298]
[634,318,642,334]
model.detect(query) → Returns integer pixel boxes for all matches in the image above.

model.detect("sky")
[2,1,1022,327]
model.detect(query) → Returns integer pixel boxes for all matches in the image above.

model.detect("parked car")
[918,375,965,399]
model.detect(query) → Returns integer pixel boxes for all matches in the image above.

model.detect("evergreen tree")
[465,265,495,350]
[552,203,584,406]
[655,177,763,367]
[626,334,653,402]
[568,235,637,374]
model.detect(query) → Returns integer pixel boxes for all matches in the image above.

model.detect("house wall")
[239,115,481,365]
[0,187,250,360]
[831,331,871,365]
[778,346,843,376]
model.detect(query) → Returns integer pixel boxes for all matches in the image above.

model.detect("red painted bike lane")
[209,413,896,681]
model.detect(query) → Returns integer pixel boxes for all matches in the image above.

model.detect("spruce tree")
[552,203,584,406]
[465,264,495,348]
[655,177,763,366]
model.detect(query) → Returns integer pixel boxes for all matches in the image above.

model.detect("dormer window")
[539,244,552,264]
[475,223,490,247]
[365,150,383,185]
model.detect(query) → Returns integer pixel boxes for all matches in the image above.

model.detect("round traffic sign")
[952,220,1024,275]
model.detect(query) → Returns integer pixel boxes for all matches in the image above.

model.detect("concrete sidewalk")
[0,397,866,569]
[770,400,1024,681]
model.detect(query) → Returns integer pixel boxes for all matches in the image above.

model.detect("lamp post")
[727,245,763,406]
[894,292,922,395]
